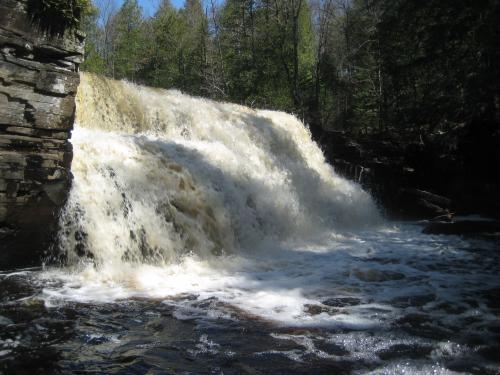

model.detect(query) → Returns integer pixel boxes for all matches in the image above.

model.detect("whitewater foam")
[36,75,500,373]
[51,73,379,280]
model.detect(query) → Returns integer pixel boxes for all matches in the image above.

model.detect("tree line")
[82,0,499,142]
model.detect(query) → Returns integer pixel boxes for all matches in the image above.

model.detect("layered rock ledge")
[314,129,500,221]
[0,0,84,268]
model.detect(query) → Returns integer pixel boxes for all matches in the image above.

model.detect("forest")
[82,0,500,140]
[80,0,500,217]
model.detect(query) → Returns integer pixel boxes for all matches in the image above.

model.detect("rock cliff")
[314,129,500,220]
[0,0,84,268]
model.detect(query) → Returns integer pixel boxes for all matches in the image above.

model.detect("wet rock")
[402,188,452,208]
[0,0,84,268]
[0,276,35,302]
[322,297,361,308]
[397,188,454,219]
[303,304,330,316]
[313,126,500,220]
[0,345,62,375]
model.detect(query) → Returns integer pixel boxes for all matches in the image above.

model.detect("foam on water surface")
[47,72,382,308]
[21,74,500,373]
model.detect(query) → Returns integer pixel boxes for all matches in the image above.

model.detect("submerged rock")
[304,304,332,316]
[322,297,361,308]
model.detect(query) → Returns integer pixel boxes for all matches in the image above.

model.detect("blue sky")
[116,0,185,16]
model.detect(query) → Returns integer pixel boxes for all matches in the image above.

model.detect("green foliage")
[27,0,94,34]
[81,42,107,74]
[379,0,500,138]
[217,0,315,112]
[135,0,209,93]
[139,1,181,86]
[80,7,106,74]
[111,0,146,80]
[81,0,499,150]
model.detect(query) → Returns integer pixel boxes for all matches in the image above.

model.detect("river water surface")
[1,227,499,374]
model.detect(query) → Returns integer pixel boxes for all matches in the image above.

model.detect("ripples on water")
[1,226,499,374]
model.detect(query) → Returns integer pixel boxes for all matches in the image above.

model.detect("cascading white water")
[58,73,380,271]
[39,73,391,319]
[32,75,500,374]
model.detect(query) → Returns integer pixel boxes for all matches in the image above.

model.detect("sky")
[116,0,185,16]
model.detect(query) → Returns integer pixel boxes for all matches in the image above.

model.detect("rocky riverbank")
[312,128,500,222]
[0,0,84,268]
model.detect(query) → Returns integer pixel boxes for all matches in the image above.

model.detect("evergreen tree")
[219,0,261,104]
[80,5,108,74]
[140,0,182,87]
[177,0,209,95]
[111,0,145,81]
[80,0,499,159]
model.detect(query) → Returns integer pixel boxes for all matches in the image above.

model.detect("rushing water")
[1,74,499,374]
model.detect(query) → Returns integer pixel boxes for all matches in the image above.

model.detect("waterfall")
[56,73,379,275]
[8,75,496,374]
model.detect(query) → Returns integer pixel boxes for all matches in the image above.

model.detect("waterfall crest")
[60,73,380,268]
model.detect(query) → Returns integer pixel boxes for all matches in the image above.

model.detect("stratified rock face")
[0,0,84,268]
